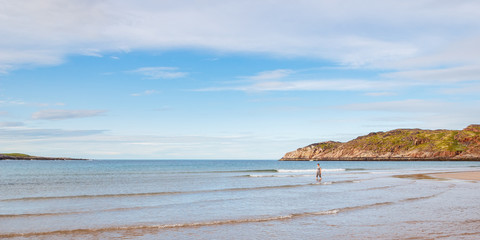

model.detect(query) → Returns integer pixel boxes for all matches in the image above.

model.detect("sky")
[1,0,480,159]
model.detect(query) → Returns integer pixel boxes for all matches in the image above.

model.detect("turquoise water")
[1,160,479,239]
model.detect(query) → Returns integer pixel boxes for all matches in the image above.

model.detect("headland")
[281,124,480,161]
[0,153,87,160]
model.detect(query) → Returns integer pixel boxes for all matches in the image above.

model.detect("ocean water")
[1,160,479,239]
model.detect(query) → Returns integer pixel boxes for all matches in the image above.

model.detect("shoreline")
[429,171,480,181]
[280,158,480,161]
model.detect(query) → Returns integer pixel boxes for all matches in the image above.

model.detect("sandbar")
[430,171,480,181]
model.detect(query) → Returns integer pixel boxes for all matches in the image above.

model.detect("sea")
[1,160,479,239]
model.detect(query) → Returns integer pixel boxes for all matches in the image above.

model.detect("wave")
[244,174,312,178]
[0,184,310,202]
[6,167,365,178]
[0,212,80,218]
[399,191,446,202]
[0,191,184,202]
[2,189,448,239]
[0,206,143,218]
[277,168,345,173]
[215,169,279,173]
[0,211,339,238]
[242,168,353,177]
[1,178,361,203]
[197,168,347,174]
[361,184,404,191]
[0,200,399,238]
[346,168,367,171]
[1,197,244,219]
[180,169,279,174]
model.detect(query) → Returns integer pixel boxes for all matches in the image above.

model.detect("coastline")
[0,154,87,161]
[280,158,480,161]
[280,125,480,162]
[430,171,480,181]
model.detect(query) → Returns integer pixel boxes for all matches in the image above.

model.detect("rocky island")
[281,124,480,161]
[0,153,87,160]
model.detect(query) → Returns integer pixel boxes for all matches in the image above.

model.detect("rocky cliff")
[280,125,480,161]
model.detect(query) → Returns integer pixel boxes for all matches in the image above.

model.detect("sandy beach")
[430,171,480,181]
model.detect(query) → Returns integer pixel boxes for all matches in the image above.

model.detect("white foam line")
[277,169,345,173]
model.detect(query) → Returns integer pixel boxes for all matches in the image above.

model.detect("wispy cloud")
[364,92,397,97]
[32,109,106,120]
[382,65,480,83]
[196,67,427,92]
[130,90,159,97]
[0,64,14,74]
[0,99,65,107]
[79,48,103,57]
[439,83,480,95]
[338,99,453,112]
[0,128,105,139]
[129,67,187,79]
[0,100,27,105]
[336,99,480,130]
[197,78,415,92]
[244,69,294,80]
[1,1,480,71]
[0,121,24,127]
[388,36,480,70]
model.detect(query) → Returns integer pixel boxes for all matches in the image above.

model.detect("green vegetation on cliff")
[347,129,464,153]
[0,153,86,160]
[1,153,35,158]
[281,125,480,161]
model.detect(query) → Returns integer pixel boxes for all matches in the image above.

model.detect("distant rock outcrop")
[280,125,480,161]
[0,153,86,160]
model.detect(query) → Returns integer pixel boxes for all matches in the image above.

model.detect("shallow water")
[1,160,479,239]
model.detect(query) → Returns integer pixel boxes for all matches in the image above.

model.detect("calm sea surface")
[1,160,479,239]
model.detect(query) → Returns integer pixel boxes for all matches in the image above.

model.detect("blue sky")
[1,0,480,159]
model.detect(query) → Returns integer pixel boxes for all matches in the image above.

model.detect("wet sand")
[430,171,480,181]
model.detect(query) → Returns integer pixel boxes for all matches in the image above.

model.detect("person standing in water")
[316,163,322,181]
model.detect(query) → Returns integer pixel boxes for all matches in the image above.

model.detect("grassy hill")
[281,125,480,161]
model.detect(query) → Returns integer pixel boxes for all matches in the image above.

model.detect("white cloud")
[198,68,414,92]
[198,78,415,92]
[32,109,106,120]
[0,128,105,139]
[79,48,103,57]
[388,36,480,70]
[0,64,14,74]
[0,99,65,107]
[1,1,480,71]
[244,69,294,80]
[129,67,187,79]
[383,65,480,83]
[337,99,480,130]
[440,83,480,95]
[0,121,24,127]
[0,48,65,70]
[130,89,159,96]
[338,99,450,112]
[364,92,397,97]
